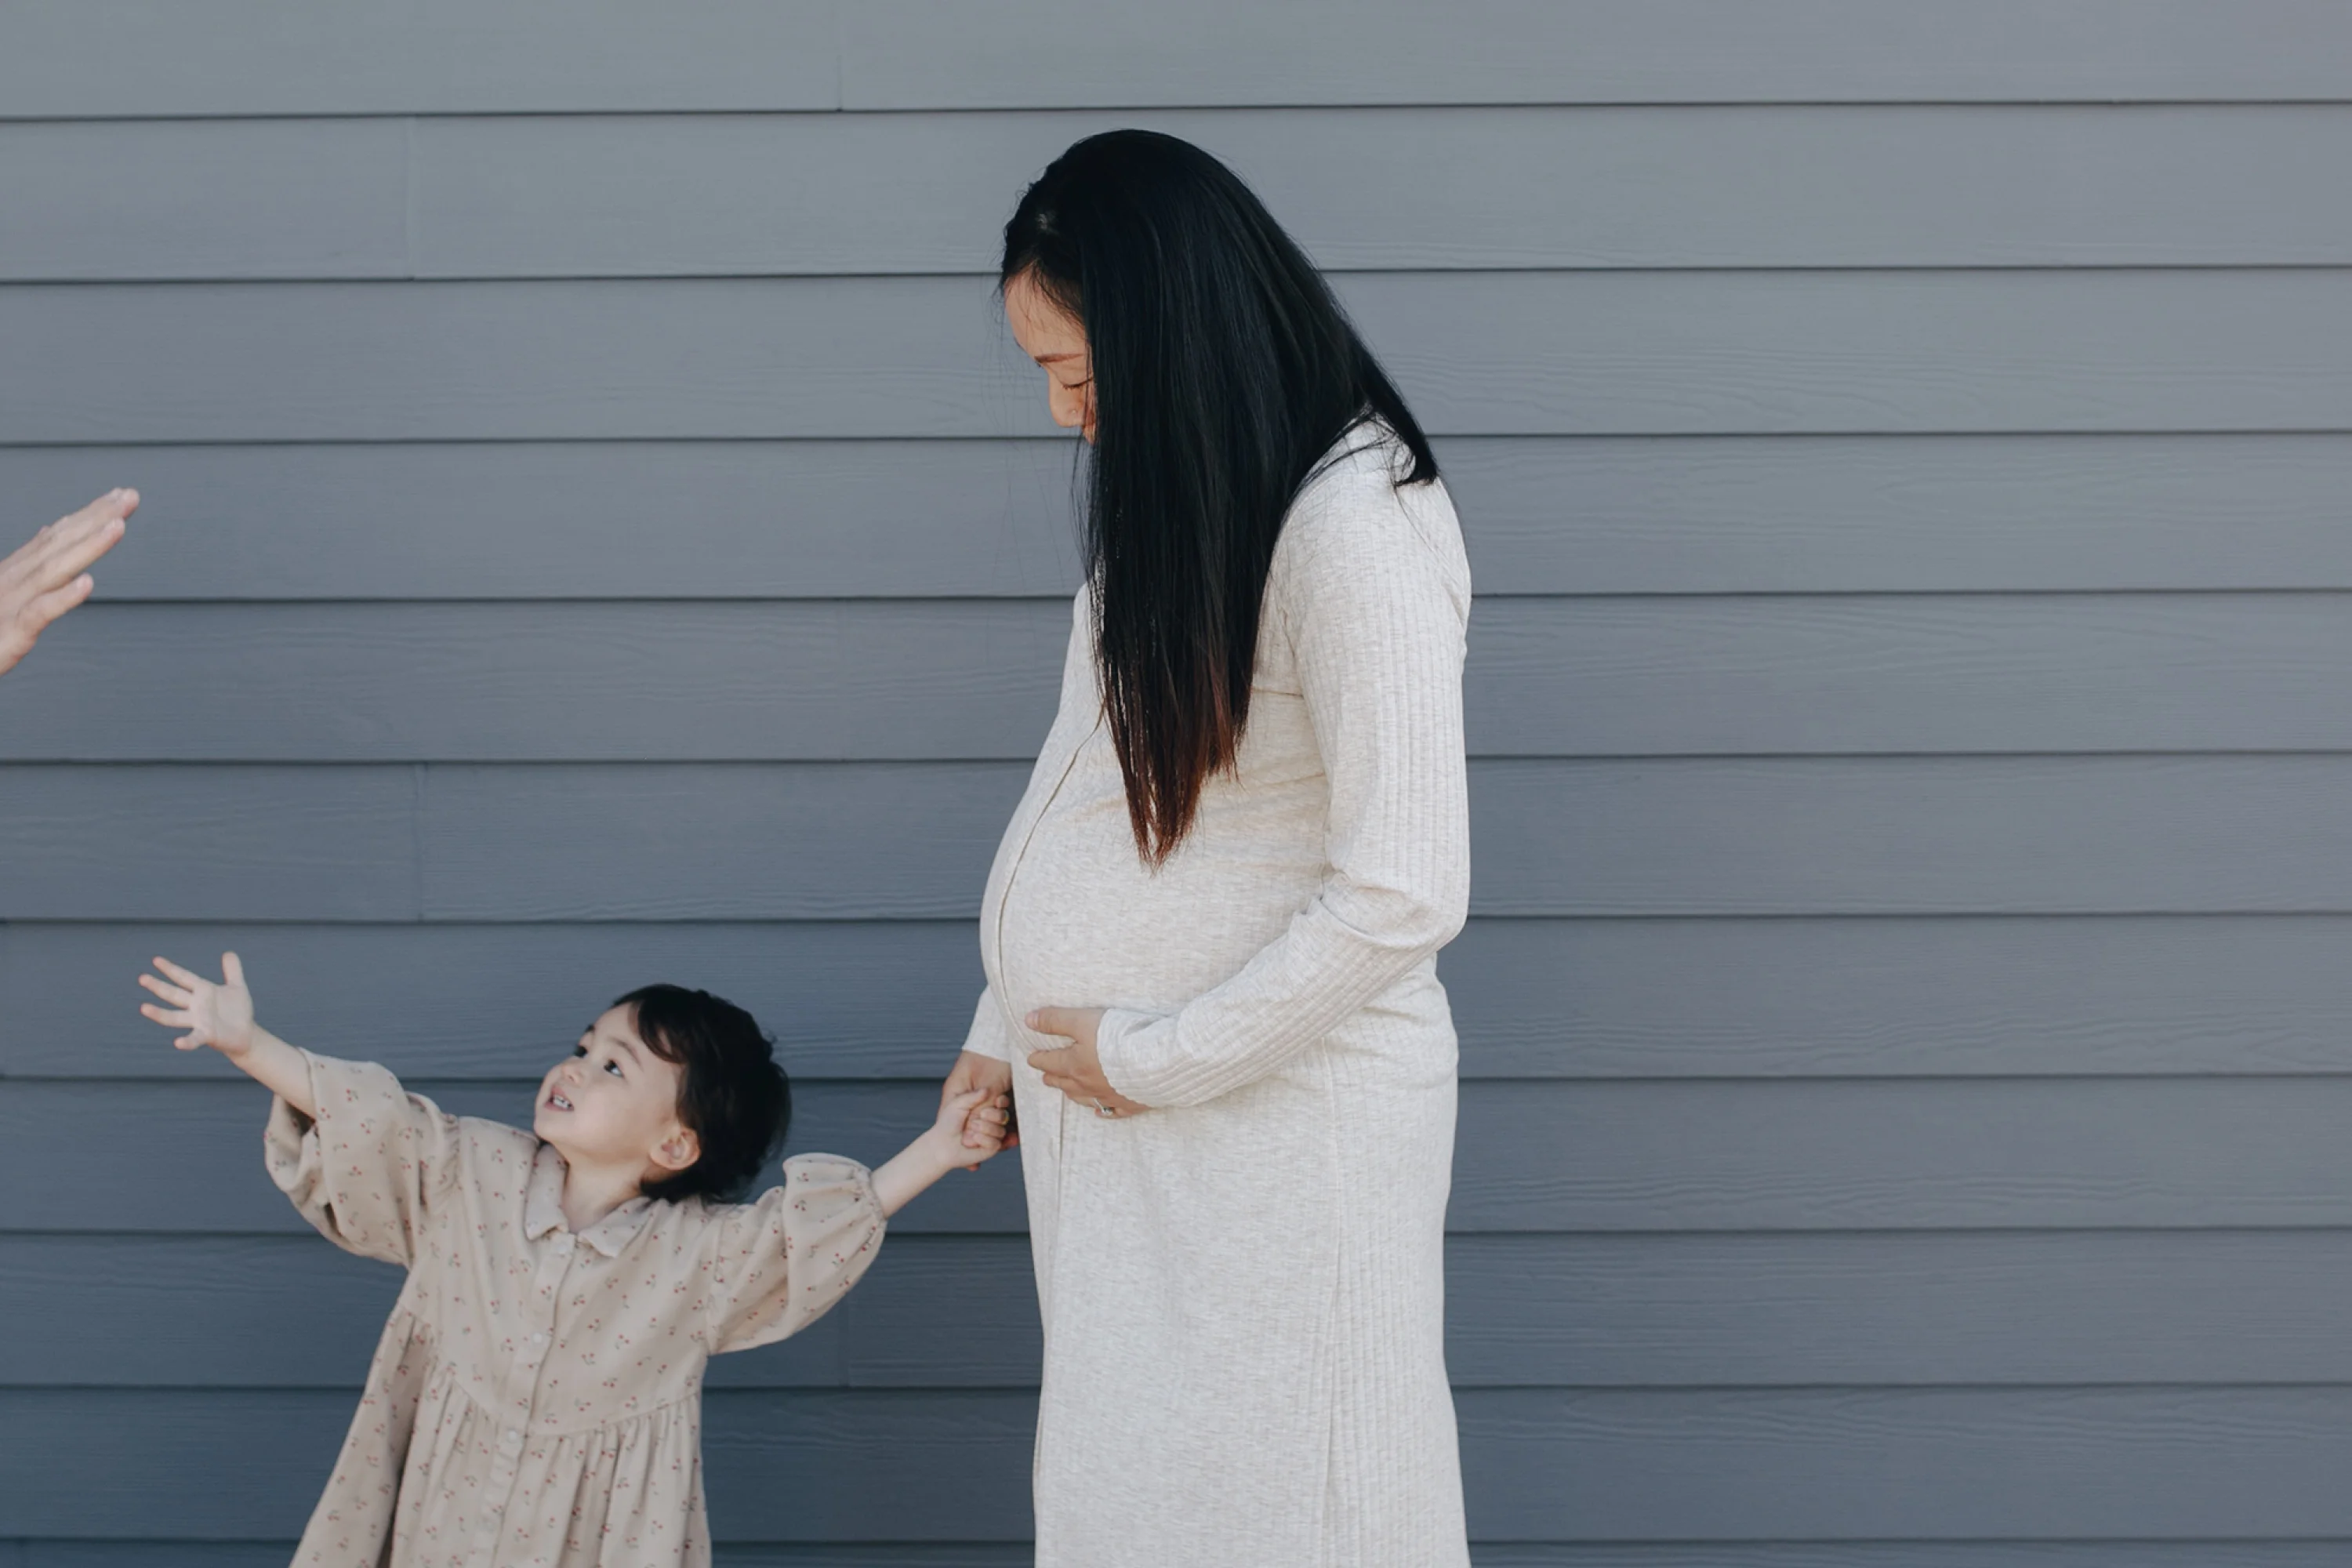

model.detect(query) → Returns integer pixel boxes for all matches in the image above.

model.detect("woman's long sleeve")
[1094,474,1472,1109]
[958,985,1015,1062]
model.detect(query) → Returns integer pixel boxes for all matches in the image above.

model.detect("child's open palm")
[139,953,256,1055]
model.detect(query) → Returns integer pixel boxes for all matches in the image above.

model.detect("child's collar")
[523,1142,655,1256]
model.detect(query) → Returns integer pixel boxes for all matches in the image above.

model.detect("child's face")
[533,1005,696,1185]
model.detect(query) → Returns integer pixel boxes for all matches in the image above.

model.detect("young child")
[136,951,1006,1567]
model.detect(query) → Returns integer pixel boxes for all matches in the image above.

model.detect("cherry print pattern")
[266,1051,885,1566]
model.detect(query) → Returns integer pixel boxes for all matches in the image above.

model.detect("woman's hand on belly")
[1026,1007,1151,1118]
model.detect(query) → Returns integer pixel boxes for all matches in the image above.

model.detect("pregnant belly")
[996,768,1326,1020]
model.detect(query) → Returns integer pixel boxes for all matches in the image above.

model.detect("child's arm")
[872,1087,1010,1217]
[138,953,316,1116]
[705,1097,1009,1356]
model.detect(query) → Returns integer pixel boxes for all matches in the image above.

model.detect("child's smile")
[531,1007,696,1205]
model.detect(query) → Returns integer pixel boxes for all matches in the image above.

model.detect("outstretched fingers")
[149,955,205,989]
[136,1000,203,1050]
[138,971,194,1007]
[16,492,132,584]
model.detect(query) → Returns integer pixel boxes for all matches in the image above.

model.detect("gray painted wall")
[4,4,2350,1563]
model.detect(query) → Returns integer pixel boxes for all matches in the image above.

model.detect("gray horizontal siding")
[0,1388,1036,1541]
[22,757,2352,922]
[1468,1552,2352,1568]
[21,434,2352,601]
[19,592,2352,760]
[16,107,2352,281]
[10,270,2352,444]
[12,13,2351,1559]
[20,1548,2352,1568]
[20,1230,2352,1389]
[4,1,2346,115]
[16,1552,1043,1568]
[2,1080,1027,1236]
[1460,1387,2352,1539]
[18,1077,2352,1235]
[12,1386,2352,1542]
[21,914,2352,1082]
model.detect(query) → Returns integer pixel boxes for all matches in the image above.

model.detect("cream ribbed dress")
[958,425,1475,1567]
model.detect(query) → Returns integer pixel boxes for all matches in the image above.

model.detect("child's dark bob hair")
[614,984,790,1204]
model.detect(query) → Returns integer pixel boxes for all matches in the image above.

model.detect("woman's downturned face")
[1005,269,1096,443]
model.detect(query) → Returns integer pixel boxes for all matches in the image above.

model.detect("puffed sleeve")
[263,1050,464,1267]
[1094,456,1473,1108]
[703,1153,888,1355]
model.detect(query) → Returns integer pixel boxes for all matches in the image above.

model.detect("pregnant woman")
[941,131,1474,1567]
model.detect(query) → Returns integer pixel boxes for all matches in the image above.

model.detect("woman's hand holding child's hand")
[139,952,256,1054]
[935,1088,1011,1171]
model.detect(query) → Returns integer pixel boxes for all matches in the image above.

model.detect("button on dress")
[263,1050,885,1567]
[960,426,1475,1567]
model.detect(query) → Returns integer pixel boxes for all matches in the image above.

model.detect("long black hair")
[1001,129,1439,864]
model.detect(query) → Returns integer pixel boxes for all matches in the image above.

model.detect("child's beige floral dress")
[263,1049,885,1567]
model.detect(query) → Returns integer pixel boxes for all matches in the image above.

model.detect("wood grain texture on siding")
[36,1548,2352,1568]
[22,1076,2352,1236]
[406,107,2352,276]
[17,434,2352,602]
[414,763,1027,921]
[1470,756,2352,917]
[22,1550,1044,1568]
[1460,1386,2352,1540]
[0,1388,1039,1541]
[23,914,2352,1082]
[23,106,2352,281]
[0,438,1086,601]
[18,1548,2352,1568]
[1439,434,2352,595]
[1436,914,2352,1078]
[1463,1551,2352,1568]
[10,270,2352,443]
[11,1386,2352,1541]
[837,1,2352,110]
[0,1080,1027,1237]
[5,1,2347,116]
[0,119,409,282]
[19,1230,2352,1391]
[0,764,419,920]
[0,921,993,1080]
[0,1235,1044,1391]
[0,601,1070,763]
[25,757,2352,923]
[0,1,842,118]
[19,593,2352,761]
[21,1548,2352,1568]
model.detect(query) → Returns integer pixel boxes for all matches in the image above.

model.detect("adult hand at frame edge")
[0,488,136,679]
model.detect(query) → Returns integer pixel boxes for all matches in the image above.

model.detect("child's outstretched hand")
[138,953,256,1055]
